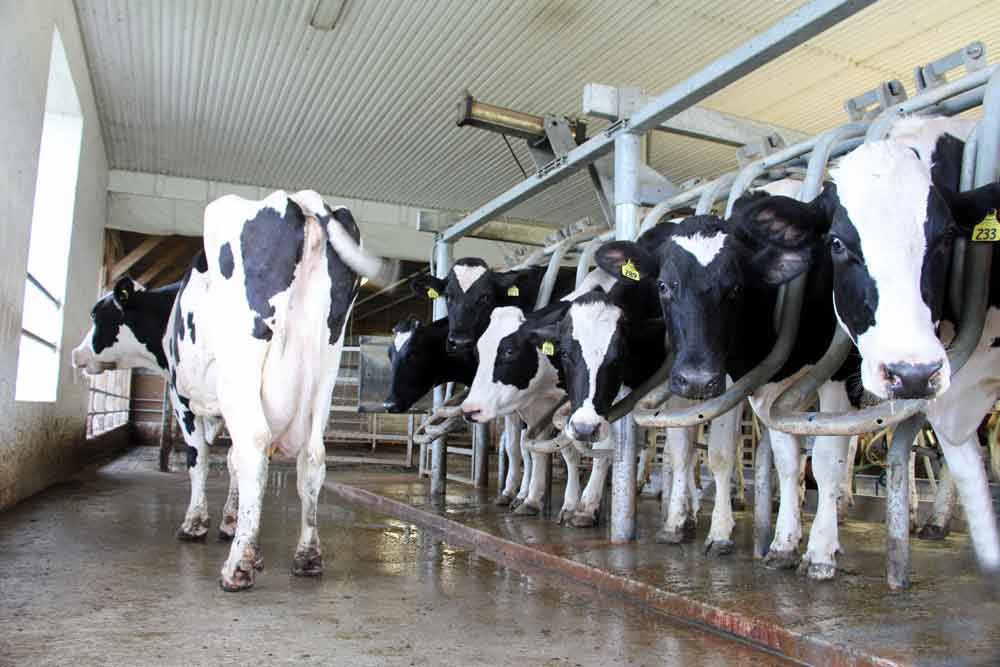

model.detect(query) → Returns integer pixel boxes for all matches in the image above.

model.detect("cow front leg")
[764,429,803,569]
[837,435,858,520]
[497,418,522,506]
[935,433,1000,572]
[657,426,697,544]
[292,432,327,577]
[220,424,270,592]
[513,427,533,508]
[570,433,614,528]
[557,446,582,524]
[177,411,211,541]
[704,404,742,556]
[514,451,549,516]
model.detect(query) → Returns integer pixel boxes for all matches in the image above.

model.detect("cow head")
[410,258,533,356]
[71,277,166,374]
[461,306,560,423]
[383,317,430,413]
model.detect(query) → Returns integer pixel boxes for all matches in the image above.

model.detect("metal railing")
[86,369,131,437]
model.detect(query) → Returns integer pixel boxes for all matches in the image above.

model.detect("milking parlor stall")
[8,1,1000,665]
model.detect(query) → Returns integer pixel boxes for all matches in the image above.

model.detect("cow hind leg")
[218,443,240,541]
[557,447,582,524]
[514,451,549,516]
[570,432,614,528]
[177,413,211,541]
[657,426,697,544]
[292,435,327,576]
[764,429,804,569]
[497,418,522,505]
[918,462,957,540]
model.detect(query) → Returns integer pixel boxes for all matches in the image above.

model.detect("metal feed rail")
[423,0,876,519]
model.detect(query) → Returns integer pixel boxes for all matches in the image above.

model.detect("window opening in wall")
[16,28,83,402]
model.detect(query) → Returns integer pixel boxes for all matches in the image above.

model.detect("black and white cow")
[598,117,1000,579]
[74,190,396,591]
[410,258,573,355]
[383,316,475,414]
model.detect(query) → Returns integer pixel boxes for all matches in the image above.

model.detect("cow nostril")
[705,379,719,395]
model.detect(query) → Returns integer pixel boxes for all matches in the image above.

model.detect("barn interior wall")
[0,1,112,510]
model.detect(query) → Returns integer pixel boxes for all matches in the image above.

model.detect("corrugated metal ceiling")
[75,0,1000,228]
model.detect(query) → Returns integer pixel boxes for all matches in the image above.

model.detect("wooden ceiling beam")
[136,242,191,286]
[109,235,167,284]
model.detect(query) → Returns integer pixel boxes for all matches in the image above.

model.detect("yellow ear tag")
[540,340,555,356]
[507,286,520,297]
[972,209,1000,242]
[621,259,641,282]
[426,287,440,299]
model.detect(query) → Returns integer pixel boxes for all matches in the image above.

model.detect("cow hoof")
[495,494,514,507]
[218,529,235,542]
[291,548,324,577]
[510,497,526,510]
[730,498,747,512]
[763,549,799,570]
[569,511,597,529]
[705,539,734,557]
[656,527,689,544]
[800,560,837,581]
[177,516,210,542]
[512,501,540,516]
[683,518,697,540]
[220,566,256,592]
[918,523,950,541]
[556,508,574,525]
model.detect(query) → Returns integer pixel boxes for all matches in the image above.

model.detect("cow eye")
[830,236,846,255]
[730,284,742,299]
[478,294,491,304]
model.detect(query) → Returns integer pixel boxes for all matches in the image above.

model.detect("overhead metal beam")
[582,83,808,147]
[629,0,877,133]
[441,0,874,243]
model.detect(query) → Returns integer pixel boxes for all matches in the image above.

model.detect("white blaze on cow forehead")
[888,116,976,168]
[671,232,727,267]
[393,330,413,352]
[570,301,622,401]
[454,265,488,292]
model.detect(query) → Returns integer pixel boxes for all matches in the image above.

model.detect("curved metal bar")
[413,388,470,439]
[525,395,570,440]
[949,126,980,316]
[413,415,466,444]
[575,231,615,287]
[572,438,614,458]
[523,431,572,454]
[864,64,998,142]
[695,172,737,215]
[604,353,673,425]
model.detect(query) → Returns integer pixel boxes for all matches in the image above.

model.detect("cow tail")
[322,213,400,288]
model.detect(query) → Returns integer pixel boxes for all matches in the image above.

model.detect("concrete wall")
[0,1,111,509]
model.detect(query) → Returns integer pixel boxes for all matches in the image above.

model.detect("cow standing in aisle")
[73,190,397,591]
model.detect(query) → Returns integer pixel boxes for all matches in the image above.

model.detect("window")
[16,28,83,402]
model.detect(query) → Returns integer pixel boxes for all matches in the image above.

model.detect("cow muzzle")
[881,360,946,400]
[669,367,724,400]
[446,336,475,355]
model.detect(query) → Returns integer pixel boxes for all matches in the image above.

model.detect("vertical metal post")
[430,237,452,497]
[473,423,490,489]
[753,430,773,559]
[610,130,641,543]
[886,413,925,590]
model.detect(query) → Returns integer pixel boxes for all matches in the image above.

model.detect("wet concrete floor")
[0,446,790,666]
[334,463,1000,667]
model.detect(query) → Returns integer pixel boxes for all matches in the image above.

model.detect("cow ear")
[113,277,137,309]
[942,183,1000,235]
[732,187,832,285]
[596,242,657,284]
[525,323,561,357]
[410,274,446,300]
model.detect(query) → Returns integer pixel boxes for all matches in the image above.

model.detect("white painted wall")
[0,1,111,509]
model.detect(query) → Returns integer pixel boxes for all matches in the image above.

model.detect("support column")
[610,130,641,543]
[473,423,490,489]
[430,237,453,498]
[886,412,924,590]
[753,430,773,559]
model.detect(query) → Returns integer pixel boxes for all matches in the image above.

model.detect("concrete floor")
[331,459,1000,667]
[0,447,789,666]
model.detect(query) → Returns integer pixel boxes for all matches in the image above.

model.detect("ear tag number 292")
[621,259,641,282]
[972,209,1000,242]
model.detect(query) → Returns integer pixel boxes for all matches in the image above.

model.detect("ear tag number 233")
[972,209,1000,242]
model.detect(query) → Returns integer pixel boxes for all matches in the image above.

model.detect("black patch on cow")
[89,280,179,371]
[186,445,198,468]
[186,312,197,344]
[176,394,196,435]
[239,200,306,341]
[828,196,878,341]
[219,242,235,279]
[992,337,1000,348]
[326,206,361,345]
[192,250,209,274]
